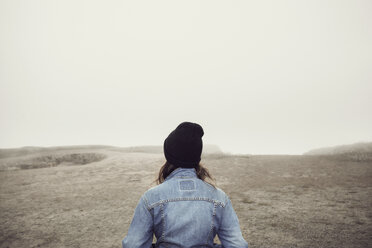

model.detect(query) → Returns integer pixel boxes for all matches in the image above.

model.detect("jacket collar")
[165,167,197,181]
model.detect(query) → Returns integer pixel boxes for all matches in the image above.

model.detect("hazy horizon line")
[1,140,370,156]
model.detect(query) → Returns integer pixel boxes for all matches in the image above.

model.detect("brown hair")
[156,161,216,187]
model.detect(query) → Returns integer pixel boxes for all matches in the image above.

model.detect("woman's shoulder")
[213,186,230,204]
[142,180,230,207]
[142,182,170,201]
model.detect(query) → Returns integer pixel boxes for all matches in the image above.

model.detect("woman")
[122,122,248,248]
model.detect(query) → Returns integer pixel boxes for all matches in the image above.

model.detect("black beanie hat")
[163,121,204,168]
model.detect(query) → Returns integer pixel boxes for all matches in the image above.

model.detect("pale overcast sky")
[1,0,371,154]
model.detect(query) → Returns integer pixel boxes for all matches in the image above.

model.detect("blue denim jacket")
[122,168,248,248]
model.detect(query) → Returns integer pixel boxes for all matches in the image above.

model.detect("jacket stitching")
[205,202,217,246]
[148,197,225,210]
[143,195,152,212]
[160,203,165,242]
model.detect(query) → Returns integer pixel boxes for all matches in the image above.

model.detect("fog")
[1,0,371,154]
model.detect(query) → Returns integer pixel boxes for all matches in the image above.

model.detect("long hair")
[156,161,216,187]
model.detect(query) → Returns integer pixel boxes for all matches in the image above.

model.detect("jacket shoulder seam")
[142,194,152,211]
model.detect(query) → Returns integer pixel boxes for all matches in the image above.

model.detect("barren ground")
[0,147,371,248]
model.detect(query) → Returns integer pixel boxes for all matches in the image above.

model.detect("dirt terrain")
[0,146,371,248]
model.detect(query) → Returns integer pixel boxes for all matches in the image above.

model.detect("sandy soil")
[0,147,371,248]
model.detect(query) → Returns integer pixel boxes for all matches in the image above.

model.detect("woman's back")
[122,168,248,248]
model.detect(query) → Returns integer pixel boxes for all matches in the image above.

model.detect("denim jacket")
[122,168,248,248]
